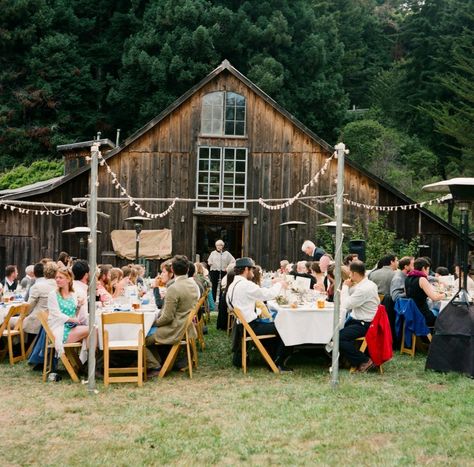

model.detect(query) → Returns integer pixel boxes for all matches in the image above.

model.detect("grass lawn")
[1,314,473,466]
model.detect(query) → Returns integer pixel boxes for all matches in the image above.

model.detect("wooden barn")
[0,60,466,275]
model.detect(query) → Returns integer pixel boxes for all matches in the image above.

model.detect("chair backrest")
[37,310,56,344]
[233,307,261,340]
[101,311,145,345]
[394,298,431,336]
[0,304,29,334]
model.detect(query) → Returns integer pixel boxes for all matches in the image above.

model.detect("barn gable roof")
[0,60,463,239]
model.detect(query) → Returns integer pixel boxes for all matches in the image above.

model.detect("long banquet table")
[269,300,336,346]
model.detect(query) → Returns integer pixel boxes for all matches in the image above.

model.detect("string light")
[343,194,451,211]
[258,152,336,210]
[0,200,89,216]
[97,152,177,219]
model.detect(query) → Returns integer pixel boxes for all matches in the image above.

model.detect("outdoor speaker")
[349,239,366,263]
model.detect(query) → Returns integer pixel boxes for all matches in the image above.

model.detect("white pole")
[331,142,347,388]
[87,143,99,392]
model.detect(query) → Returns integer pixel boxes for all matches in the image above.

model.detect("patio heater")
[319,221,352,254]
[125,216,150,263]
[62,226,102,260]
[280,221,306,264]
[423,177,474,303]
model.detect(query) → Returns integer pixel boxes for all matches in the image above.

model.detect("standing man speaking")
[207,239,235,301]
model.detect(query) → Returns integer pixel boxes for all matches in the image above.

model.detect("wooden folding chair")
[0,304,29,365]
[203,287,211,324]
[195,291,209,351]
[37,311,82,383]
[400,323,432,358]
[102,312,147,387]
[227,309,235,336]
[159,305,199,379]
[349,337,384,374]
[232,307,279,374]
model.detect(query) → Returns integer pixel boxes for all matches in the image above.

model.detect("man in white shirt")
[207,239,235,301]
[226,257,291,372]
[340,261,380,372]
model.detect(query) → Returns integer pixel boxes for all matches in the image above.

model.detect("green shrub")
[0,159,64,190]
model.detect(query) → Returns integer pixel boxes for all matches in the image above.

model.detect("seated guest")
[188,262,204,296]
[97,265,113,303]
[343,254,358,266]
[24,262,58,335]
[226,257,291,371]
[3,265,19,292]
[278,260,290,275]
[110,267,125,296]
[454,265,474,296]
[57,251,72,268]
[405,258,447,327]
[20,265,35,297]
[339,261,380,372]
[435,266,450,277]
[216,263,236,331]
[325,265,350,302]
[310,262,326,292]
[251,265,263,287]
[153,260,174,308]
[319,254,332,274]
[122,265,138,285]
[291,261,316,289]
[194,262,212,293]
[368,254,398,296]
[145,255,199,376]
[47,267,89,358]
[390,256,414,302]
[72,260,89,324]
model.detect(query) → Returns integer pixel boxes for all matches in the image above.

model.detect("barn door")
[195,216,244,263]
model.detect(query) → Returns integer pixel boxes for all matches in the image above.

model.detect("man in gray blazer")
[145,255,199,375]
[24,262,58,335]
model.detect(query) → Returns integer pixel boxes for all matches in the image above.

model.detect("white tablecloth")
[270,301,335,346]
[0,302,26,327]
[96,309,158,350]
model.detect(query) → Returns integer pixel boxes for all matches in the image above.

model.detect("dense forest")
[1,0,473,200]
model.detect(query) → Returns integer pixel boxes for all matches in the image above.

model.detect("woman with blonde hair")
[47,267,89,360]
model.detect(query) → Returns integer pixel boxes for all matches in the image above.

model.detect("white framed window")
[201,91,246,136]
[196,146,247,210]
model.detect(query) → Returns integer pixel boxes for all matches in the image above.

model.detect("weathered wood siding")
[0,69,463,274]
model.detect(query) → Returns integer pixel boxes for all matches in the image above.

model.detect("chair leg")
[26,334,37,358]
[191,338,198,368]
[103,346,109,387]
[242,334,247,374]
[410,335,416,358]
[8,333,14,365]
[158,345,180,378]
[137,346,143,387]
[20,329,26,361]
[60,354,80,383]
[186,340,193,379]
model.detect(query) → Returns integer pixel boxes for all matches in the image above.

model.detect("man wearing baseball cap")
[226,257,292,372]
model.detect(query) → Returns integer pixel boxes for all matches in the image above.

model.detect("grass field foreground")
[1,316,473,466]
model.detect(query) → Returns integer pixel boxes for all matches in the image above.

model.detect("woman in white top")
[47,267,88,359]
